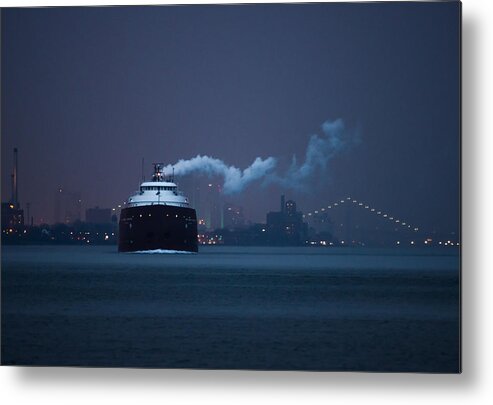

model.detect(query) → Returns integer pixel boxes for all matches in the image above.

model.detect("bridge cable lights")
[304,196,421,233]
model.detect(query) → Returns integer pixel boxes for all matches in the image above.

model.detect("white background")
[0,0,491,404]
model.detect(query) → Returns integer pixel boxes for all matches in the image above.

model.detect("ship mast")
[151,163,165,182]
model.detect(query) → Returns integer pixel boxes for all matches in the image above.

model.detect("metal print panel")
[1,1,461,372]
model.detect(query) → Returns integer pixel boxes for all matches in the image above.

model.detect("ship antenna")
[172,167,175,182]
[141,157,145,182]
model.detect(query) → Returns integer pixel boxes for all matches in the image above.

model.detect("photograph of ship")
[1,2,460,372]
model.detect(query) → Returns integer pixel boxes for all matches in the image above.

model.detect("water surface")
[1,245,460,372]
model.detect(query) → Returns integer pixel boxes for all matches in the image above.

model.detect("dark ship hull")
[118,204,198,253]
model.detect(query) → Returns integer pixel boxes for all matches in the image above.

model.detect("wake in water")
[129,249,196,255]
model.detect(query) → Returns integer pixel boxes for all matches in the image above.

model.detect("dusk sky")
[1,2,460,233]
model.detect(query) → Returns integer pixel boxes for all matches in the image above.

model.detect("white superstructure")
[126,164,189,208]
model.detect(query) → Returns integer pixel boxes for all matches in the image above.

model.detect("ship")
[118,163,198,253]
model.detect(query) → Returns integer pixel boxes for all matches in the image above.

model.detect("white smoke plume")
[164,155,277,194]
[164,118,359,194]
[273,118,360,190]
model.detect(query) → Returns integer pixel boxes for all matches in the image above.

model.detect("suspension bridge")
[303,196,420,232]
[302,196,458,247]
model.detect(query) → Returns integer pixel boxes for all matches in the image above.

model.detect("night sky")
[1,2,460,233]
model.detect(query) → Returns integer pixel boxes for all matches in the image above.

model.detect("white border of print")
[1,1,491,405]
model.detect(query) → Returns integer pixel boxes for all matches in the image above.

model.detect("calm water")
[1,245,460,372]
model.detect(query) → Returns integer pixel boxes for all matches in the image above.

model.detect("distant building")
[54,188,81,224]
[184,180,226,230]
[86,207,112,224]
[223,203,245,229]
[201,183,222,230]
[266,195,308,245]
[310,211,333,234]
[1,202,24,230]
[2,148,24,230]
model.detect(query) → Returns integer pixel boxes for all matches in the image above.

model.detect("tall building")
[266,195,308,245]
[54,188,81,224]
[223,203,245,230]
[200,182,222,230]
[86,207,112,224]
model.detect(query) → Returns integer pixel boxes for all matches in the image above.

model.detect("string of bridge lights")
[302,197,420,232]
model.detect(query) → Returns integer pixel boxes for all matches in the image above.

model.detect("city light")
[4,194,454,249]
